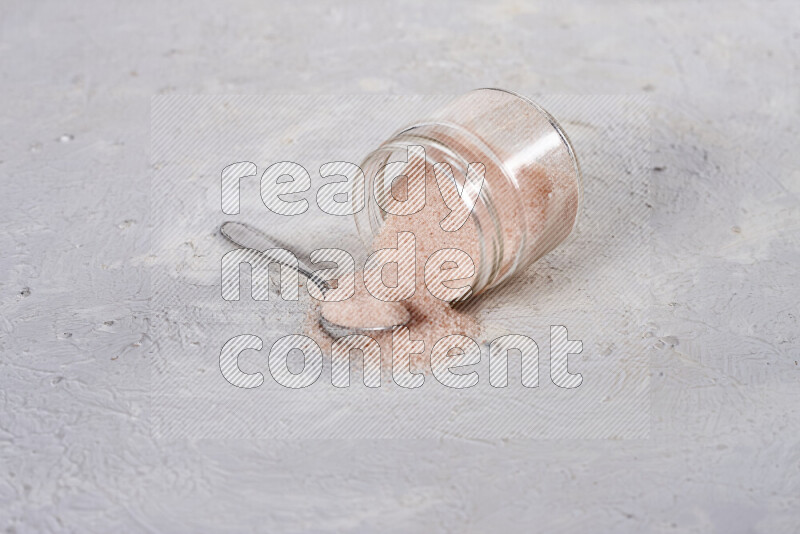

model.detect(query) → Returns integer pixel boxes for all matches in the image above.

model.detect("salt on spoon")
[219,221,410,338]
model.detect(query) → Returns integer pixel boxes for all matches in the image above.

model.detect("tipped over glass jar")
[354,88,583,301]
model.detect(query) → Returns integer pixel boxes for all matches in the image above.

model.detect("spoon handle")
[219,221,329,294]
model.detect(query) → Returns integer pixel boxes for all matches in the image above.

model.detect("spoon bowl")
[318,313,411,339]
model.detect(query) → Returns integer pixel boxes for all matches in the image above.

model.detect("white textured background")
[1,1,799,532]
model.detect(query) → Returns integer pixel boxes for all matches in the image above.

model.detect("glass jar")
[355,88,582,300]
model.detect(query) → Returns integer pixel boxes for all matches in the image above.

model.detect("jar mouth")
[389,123,528,294]
[355,130,507,299]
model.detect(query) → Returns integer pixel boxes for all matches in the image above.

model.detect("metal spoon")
[219,221,410,338]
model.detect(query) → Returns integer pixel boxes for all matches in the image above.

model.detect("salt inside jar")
[356,88,583,299]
